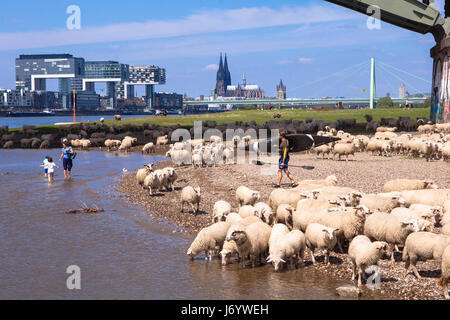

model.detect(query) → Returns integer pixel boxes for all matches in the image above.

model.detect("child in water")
[45,157,59,183]
[41,155,49,177]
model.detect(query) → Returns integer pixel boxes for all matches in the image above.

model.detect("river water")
[0,149,387,299]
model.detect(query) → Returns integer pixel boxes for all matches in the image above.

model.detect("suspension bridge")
[184,57,429,108]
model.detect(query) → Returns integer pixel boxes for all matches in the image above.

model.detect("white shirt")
[42,159,49,169]
[47,162,57,174]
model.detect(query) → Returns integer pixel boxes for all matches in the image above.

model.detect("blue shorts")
[279,156,290,169]
[63,158,73,171]
[44,169,48,173]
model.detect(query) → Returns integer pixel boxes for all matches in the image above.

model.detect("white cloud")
[276,60,294,65]
[298,57,314,64]
[0,5,356,51]
[203,64,219,71]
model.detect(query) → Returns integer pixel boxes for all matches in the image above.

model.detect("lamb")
[142,142,155,154]
[254,202,274,225]
[314,144,332,159]
[268,188,318,212]
[402,232,450,279]
[438,245,450,299]
[136,164,153,186]
[236,186,261,207]
[304,223,339,265]
[228,221,272,268]
[276,204,294,229]
[192,151,202,168]
[267,230,306,271]
[238,205,259,219]
[399,189,450,207]
[222,147,233,164]
[359,194,406,212]
[180,186,201,213]
[156,135,169,146]
[162,167,177,191]
[383,179,438,193]
[187,221,231,260]
[142,171,161,195]
[332,142,359,161]
[348,235,388,286]
[212,200,232,223]
[220,237,240,265]
[225,212,243,225]
[364,212,419,262]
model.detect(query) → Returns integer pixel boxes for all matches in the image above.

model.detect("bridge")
[324,0,450,123]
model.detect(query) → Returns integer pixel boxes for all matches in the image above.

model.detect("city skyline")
[0,0,445,98]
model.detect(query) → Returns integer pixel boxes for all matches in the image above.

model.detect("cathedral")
[214,53,265,99]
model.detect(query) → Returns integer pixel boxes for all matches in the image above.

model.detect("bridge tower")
[370,57,376,109]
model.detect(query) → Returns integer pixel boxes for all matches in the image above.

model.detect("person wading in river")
[274,131,298,188]
[59,141,74,180]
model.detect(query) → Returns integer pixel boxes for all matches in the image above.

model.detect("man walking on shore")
[274,132,297,188]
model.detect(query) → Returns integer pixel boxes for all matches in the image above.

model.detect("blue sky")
[0,0,444,98]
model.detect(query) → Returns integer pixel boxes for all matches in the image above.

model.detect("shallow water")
[0,149,388,299]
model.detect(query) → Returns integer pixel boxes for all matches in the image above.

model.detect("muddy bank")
[118,152,450,300]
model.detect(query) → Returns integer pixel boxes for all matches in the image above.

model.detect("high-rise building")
[399,84,406,98]
[276,79,286,100]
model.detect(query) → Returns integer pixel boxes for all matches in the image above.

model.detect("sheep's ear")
[286,207,293,213]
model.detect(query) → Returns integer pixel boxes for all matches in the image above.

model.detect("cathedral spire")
[224,53,231,87]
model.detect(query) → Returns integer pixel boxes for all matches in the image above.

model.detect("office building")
[154,92,183,110]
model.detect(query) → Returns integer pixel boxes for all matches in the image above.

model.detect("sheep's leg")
[298,249,305,267]
[390,245,396,263]
[394,245,400,252]
[337,238,344,253]
[191,203,197,214]
[180,201,184,213]
[410,256,421,279]
[443,280,449,299]
[325,250,330,265]
[357,267,363,287]
[351,261,357,280]
[310,248,316,264]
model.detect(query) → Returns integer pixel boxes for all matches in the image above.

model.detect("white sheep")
[238,205,259,219]
[348,235,388,287]
[439,245,450,299]
[167,149,191,166]
[269,224,290,249]
[267,230,306,271]
[236,186,261,207]
[332,141,359,161]
[225,212,243,225]
[212,200,232,223]
[305,223,339,265]
[142,142,155,154]
[240,215,263,226]
[297,175,338,189]
[187,221,231,260]
[156,135,169,146]
[314,144,332,159]
[119,136,137,152]
[293,198,336,232]
[143,171,161,195]
[228,221,272,268]
[402,232,450,279]
[399,189,450,207]
[383,179,438,193]
[220,238,240,265]
[315,186,362,206]
[364,212,419,262]
[191,151,203,168]
[359,194,406,212]
[162,167,177,191]
[104,139,121,151]
[268,188,318,212]
[180,186,201,213]
[390,208,435,231]
[276,204,294,229]
[136,163,153,186]
[254,202,274,225]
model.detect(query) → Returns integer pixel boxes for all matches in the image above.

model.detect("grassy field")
[22,107,430,133]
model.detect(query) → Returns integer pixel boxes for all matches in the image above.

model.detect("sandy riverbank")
[118,152,450,300]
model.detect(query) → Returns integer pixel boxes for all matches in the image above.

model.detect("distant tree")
[377,96,394,108]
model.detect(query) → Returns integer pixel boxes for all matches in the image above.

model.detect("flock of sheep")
[180,176,450,299]
[313,123,450,162]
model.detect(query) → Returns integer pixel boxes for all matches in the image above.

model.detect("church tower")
[276,79,286,100]
[215,53,226,96]
[224,53,231,89]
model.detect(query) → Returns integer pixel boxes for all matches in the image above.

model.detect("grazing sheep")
[213,200,232,223]
[383,179,438,193]
[225,212,243,225]
[267,230,306,271]
[332,142,359,161]
[276,204,294,229]
[314,144,332,159]
[238,205,259,219]
[236,186,261,207]
[359,194,406,212]
[403,232,450,279]
[364,212,419,262]
[348,235,388,287]
[268,188,318,212]
[220,237,240,265]
[228,221,272,268]
[438,245,450,299]
[136,164,154,186]
[305,223,339,265]
[142,142,155,154]
[142,171,161,195]
[187,221,231,260]
[104,139,121,151]
[39,140,50,149]
[114,114,121,121]
[254,202,274,225]
[180,186,201,213]
[269,224,290,249]
[100,117,105,123]
[2,141,13,149]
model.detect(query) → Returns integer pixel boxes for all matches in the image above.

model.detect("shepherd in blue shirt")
[59,141,74,180]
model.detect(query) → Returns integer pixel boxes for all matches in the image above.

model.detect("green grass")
[16,108,430,133]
